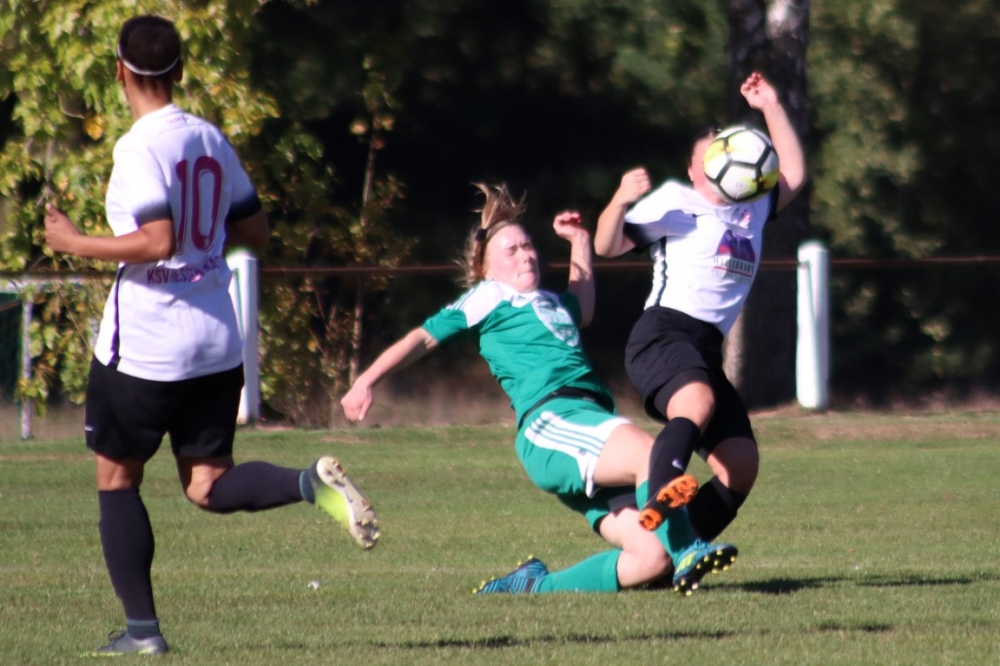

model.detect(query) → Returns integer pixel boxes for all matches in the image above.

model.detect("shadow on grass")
[812,622,892,634]
[372,629,734,650]
[711,576,848,595]
[711,571,999,595]
[854,571,1000,587]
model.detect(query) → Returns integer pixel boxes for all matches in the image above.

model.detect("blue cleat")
[474,556,549,594]
[672,540,737,596]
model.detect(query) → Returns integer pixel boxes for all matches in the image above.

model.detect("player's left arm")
[43,202,175,262]
[742,72,806,212]
[553,210,595,328]
[226,209,269,252]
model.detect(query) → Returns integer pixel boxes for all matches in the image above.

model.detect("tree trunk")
[723,0,811,408]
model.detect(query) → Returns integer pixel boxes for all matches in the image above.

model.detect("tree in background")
[0,0,412,425]
[809,0,1000,401]
[0,1,281,409]
[4,0,1000,423]
[720,0,810,408]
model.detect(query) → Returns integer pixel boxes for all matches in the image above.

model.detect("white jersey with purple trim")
[93,104,262,381]
[623,180,777,335]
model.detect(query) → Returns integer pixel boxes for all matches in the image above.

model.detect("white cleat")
[308,456,380,549]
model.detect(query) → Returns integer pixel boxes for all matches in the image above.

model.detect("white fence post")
[796,241,829,409]
[20,298,33,439]
[228,250,260,424]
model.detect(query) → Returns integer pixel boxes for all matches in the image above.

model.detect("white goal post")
[796,241,830,410]
[227,249,261,424]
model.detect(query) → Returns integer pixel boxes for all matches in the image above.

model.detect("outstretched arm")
[594,168,650,257]
[553,210,594,328]
[741,72,806,212]
[340,327,439,421]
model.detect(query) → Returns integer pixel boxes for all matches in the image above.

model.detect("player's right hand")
[615,168,651,205]
[43,202,82,255]
[341,383,373,422]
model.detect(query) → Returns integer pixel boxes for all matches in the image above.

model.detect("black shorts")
[625,307,754,450]
[84,357,244,462]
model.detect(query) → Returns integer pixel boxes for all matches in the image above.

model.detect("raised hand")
[552,210,586,242]
[740,72,780,111]
[614,168,652,206]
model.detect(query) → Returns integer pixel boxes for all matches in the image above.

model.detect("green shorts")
[515,397,635,531]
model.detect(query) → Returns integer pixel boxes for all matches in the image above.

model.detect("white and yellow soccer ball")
[702,126,780,203]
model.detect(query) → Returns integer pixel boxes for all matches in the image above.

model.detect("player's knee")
[635,544,672,583]
[728,447,759,492]
[184,484,214,510]
[711,438,759,493]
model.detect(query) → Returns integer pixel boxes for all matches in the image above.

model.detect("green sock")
[534,549,621,593]
[636,480,649,507]
[636,481,696,561]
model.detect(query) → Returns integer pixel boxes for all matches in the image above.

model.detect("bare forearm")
[66,225,174,263]
[594,201,634,257]
[355,327,437,388]
[596,169,648,256]
[566,232,595,327]
[762,103,806,208]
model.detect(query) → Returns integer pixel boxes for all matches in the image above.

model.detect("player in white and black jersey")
[43,15,379,657]
[594,72,806,544]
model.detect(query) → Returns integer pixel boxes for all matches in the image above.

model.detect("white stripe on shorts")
[524,409,630,498]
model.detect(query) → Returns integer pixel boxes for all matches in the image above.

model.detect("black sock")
[687,476,747,541]
[647,417,700,501]
[98,489,157,622]
[206,462,304,514]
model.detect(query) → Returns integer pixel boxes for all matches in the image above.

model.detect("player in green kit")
[341,184,736,595]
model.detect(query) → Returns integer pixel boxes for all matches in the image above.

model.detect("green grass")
[2,411,1000,664]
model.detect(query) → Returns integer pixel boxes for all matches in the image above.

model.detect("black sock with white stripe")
[647,417,700,500]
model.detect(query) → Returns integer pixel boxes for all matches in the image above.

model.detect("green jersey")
[421,280,611,424]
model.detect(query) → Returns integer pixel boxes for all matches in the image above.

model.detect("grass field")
[2,409,999,665]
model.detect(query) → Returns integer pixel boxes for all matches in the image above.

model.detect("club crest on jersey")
[532,296,580,347]
[732,206,752,229]
[713,230,756,284]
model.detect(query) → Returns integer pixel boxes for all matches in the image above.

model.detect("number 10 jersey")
[94,104,262,381]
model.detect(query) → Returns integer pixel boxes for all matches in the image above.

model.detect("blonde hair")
[457,183,527,287]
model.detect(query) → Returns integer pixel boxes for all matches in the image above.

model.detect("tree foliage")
[3,0,1000,420]
[810,0,1000,397]
[0,0,282,408]
[0,0,412,422]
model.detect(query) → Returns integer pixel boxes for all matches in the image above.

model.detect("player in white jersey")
[42,15,379,657]
[594,72,806,543]
[342,184,736,597]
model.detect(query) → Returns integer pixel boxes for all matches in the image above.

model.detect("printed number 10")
[175,156,223,252]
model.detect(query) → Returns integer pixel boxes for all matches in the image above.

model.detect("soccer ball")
[702,126,780,203]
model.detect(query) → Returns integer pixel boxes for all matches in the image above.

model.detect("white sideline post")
[796,241,830,409]
[228,250,260,424]
[20,298,33,440]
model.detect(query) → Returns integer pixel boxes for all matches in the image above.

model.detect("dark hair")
[117,16,181,82]
[688,125,722,165]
